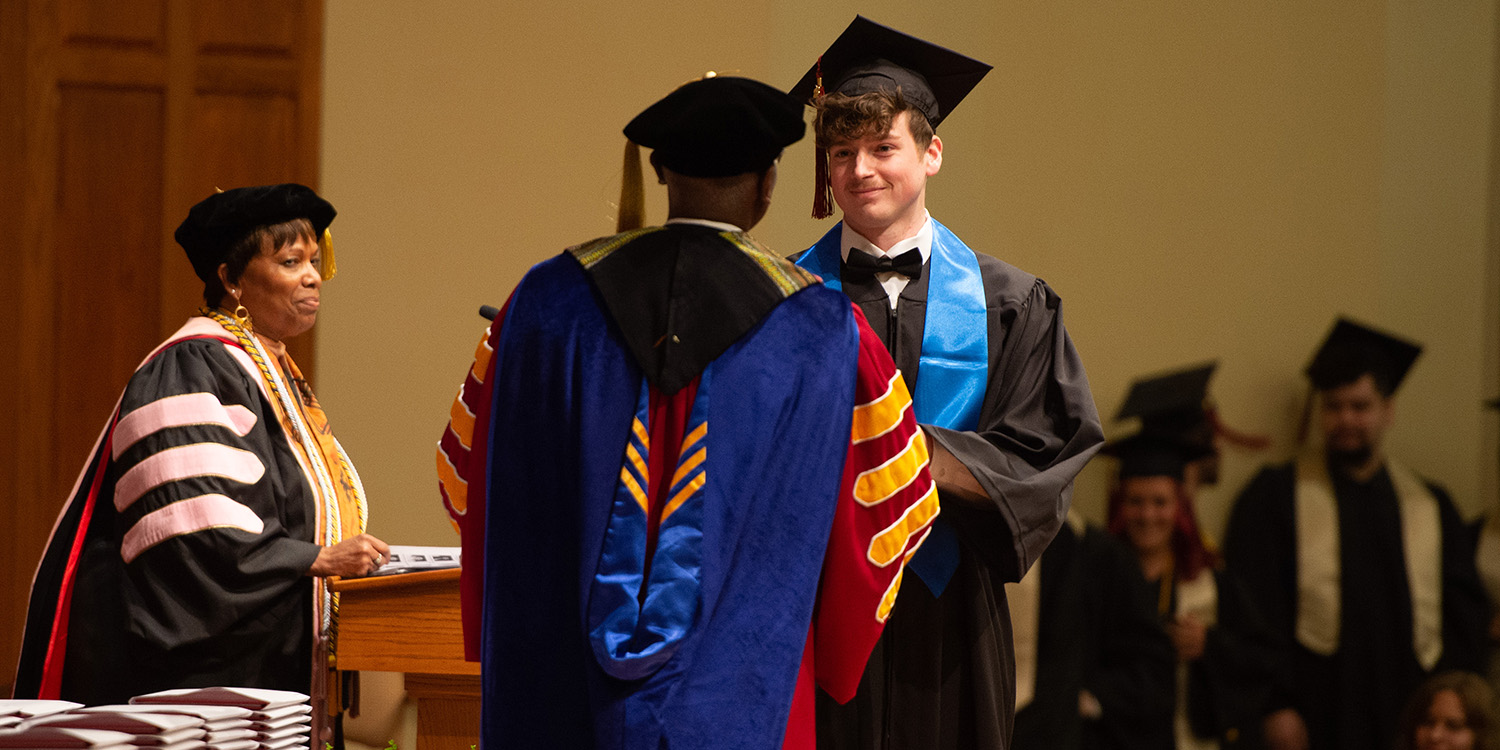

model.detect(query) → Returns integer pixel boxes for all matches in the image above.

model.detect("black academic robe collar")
[578,224,800,395]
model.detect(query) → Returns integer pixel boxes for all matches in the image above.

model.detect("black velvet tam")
[175,184,335,283]
[624,75,805,178]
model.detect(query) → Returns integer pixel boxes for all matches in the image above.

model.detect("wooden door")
[0,0,324,696]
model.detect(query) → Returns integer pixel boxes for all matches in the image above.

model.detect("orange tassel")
[618,140,645,232]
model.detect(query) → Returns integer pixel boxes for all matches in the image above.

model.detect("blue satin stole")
[798,219,987,596]
[586,367,712,681]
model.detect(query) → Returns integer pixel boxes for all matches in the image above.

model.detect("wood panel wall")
[0,0,324,697]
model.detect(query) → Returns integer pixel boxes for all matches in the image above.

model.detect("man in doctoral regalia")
[1222,318,1488,750]
[789,17,1106,749]
[435,74,938,749]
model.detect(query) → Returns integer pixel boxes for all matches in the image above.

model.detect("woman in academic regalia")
[15,184,388,744]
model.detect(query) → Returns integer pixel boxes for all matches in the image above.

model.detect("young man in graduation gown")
[1222,318,1488,750]
[435,75,939,750]
[789,17,1106,750]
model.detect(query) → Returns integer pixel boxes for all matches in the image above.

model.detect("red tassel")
[812,146,833,219]
[1205,406,1273,450]
[810,55,834,219]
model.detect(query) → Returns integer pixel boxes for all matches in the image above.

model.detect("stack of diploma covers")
[78,704,264,750]
[130,689,311,750]
[0,690,309,750]
[2,708,207,749]
[0,701,81,730]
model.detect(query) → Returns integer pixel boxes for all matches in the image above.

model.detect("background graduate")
[1223,318,1488,750]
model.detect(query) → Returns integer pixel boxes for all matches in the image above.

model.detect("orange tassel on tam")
[319,228,337,281]
[617,140,645,232]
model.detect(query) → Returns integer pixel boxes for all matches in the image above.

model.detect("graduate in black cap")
[1222,318,1488,750]
[15,184,387,746]
[1004,434,1175,750]
[1103,434,1279,750]
[436,74,938,749]
[789,17,1105,750]
[1115,361,1272,495]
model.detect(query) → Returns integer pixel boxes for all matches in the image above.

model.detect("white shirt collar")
[839,211,933,263]
[665,217,745,233]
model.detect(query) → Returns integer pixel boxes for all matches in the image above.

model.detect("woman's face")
[1117,476,1179,558]
[1415,690,1475,750]
[231,233,322,343]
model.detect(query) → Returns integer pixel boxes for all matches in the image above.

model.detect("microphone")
[479,305,500,321]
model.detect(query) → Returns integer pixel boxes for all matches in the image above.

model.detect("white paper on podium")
[371,545,461,576]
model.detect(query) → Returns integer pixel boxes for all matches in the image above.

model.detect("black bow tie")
[844,248,924,281]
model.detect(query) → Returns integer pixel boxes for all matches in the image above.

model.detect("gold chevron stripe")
[661,472,706,523]
[854,431,930,507]
[867,484,939,567]
[852,372,911,445]
[469,332,493,383]
[620,466,649,514]
[448,396,476,450]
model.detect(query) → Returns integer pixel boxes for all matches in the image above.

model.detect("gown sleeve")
[114,338,323,654]
[1432,482,1488,674]
[1220,465,1301,715]
[1187,570,1280,746]
[1080,527,1175,750]
[437,295,512,661]
[924,274,1105,583]
[812,303,940,702]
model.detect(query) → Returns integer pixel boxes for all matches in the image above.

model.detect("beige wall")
[319,0,1499,548]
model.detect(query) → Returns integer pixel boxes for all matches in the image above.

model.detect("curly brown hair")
[814,89,934,150]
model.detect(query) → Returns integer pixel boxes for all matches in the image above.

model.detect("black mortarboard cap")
[175,184,336,283]
[1103,433,1189,481]
[1115,362,1217,459]
[623,75,806,179]
[789,16,992,130]
[1116,362,1217,423]
[1305,318,1422,394]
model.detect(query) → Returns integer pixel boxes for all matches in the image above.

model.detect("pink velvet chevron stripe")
[112,393,258,460]
[120,494,265,562]
[114,443,267,512]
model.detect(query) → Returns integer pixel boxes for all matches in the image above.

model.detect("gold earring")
[230,290,251,329]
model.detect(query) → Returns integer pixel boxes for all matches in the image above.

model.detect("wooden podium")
[330,569,478,750]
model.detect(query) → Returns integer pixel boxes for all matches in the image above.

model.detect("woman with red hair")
[1107,435,1273,750]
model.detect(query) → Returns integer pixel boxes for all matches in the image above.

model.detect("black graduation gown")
[811,241,1105,749]
[1165,570,1278,749]
[1012,523,1175,750]
[15,334,324,705]
[1221,460,1488,750]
